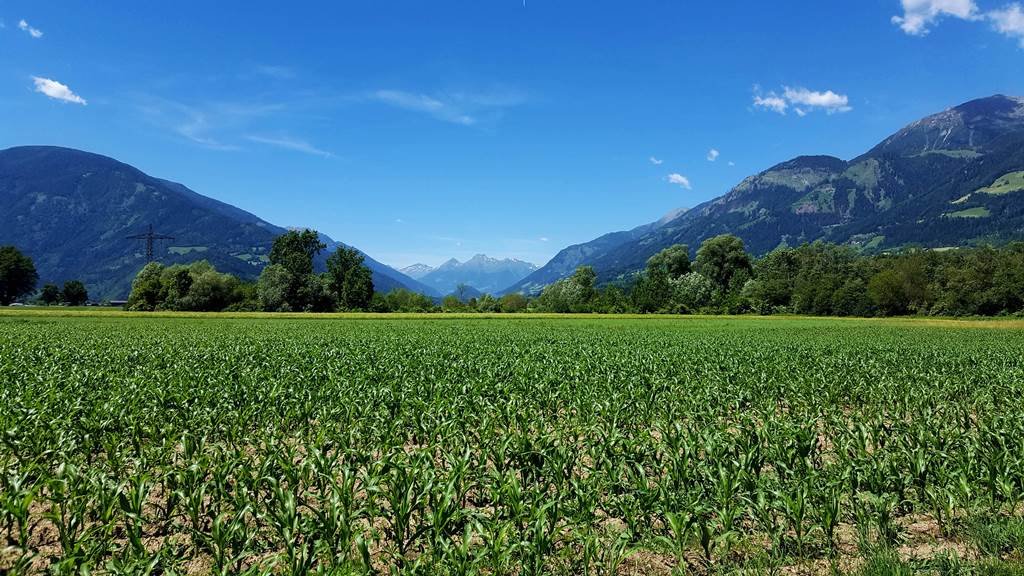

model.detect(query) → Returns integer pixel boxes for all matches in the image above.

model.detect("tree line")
[125,230,375,312]
[3,231,1024,316]
[0,245,89,306]
[532,235,1024,317]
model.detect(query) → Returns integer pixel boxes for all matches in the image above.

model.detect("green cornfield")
[2,312,1023,574]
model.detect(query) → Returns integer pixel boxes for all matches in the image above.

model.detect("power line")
[126,224,175,262]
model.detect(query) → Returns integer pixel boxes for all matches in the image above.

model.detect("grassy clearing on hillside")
[944,206,992,218]
[977,171,1024,195]
[168,246,210,255]
[2,314,1023,574]
[911,149,983,160]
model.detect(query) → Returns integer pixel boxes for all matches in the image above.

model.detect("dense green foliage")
[534,266,598,313]
[326,247,375,311]
[259,230,330,312]
[742,241,1024,317]
[530,236,1024,317]
[126,261,255,312]
[270,230,325,279]
[38,283,60,306]
[60,281,89,307]
[0,245,38,305]
[12,259,88,307]
[107,231,1024,318]
[122,232,379,313]
[257,232,375,313]
[1,315,1022,574]
[369,289,437,313]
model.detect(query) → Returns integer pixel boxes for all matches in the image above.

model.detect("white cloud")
[728,161,736,166]
[892,0,979,35]
[539,236,550,242]
[32,76,86,105]
[783,87,852,114]
[989,3,1024,46]
[706,148,720,162]
[246,135,332,157]
[753,86,851,116]
[649,156,663,165]
[372,89,476,125]
[19,19,43,38]
[667,173,692,189]
[753,94,788,114]
[891,1,1024,48]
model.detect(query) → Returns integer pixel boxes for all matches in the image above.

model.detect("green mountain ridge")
[0,146,437,300]
[509,94,1024,292]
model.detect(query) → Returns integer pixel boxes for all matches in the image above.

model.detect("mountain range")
[507,94,1024,293]
[2,95,1022,301]
[402,255,537,295]
[0,146,437,300]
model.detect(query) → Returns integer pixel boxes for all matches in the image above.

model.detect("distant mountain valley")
[402,255,537,295]
[3,95,1023,301]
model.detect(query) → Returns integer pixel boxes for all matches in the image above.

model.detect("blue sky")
[2,1,1022,268]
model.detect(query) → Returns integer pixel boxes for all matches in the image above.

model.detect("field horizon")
[4,307,1024,330]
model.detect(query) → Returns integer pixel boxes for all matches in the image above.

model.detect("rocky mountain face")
[0,146,436,299]
[399,263,435,280]
[514,95,1024,291]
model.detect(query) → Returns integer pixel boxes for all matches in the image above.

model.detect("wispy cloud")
[706,148,720,162]
[137,96,285,151]
[753,86,851,115]
[370,88,526,126]
[372,90,476,125]
[32,76,86,105]
[175,112,237,150]
[246,134,332,157]
[892,0,979,35]
[254,65,295,79]
[18,19,43,38]
[667,173,692,189]
[649,156,664,165]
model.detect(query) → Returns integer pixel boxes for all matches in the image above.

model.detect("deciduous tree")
[0,246,38,305]
[61,280,89,306]
[695,235,753,293]
[39,283,61,306]
[326,246,374,310]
